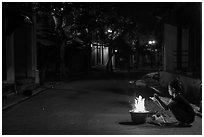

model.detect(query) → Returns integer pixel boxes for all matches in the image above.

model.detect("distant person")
[152,79,195,126]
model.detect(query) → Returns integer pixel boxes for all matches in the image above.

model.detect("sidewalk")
[2,83,56,111]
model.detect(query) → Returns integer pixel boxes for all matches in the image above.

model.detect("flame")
[130,95,148,113]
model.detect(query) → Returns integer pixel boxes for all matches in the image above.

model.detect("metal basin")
[130,112,149,124]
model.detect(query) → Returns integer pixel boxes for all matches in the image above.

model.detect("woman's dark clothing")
[167,94,195,124]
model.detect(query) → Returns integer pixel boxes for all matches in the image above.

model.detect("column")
[31,16,39,83]
[6,34,15,84]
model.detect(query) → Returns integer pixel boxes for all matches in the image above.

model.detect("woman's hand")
[153,93,168,110]
[149,93,160,102]
[154,93,159,99]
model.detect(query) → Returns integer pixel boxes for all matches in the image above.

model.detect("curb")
[2,87,50,111]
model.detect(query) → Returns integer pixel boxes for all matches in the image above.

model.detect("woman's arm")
[154,94,169,110]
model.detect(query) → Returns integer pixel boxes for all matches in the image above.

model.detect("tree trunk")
[55,46,59,81]
[105,47,114,72]
[59,41,66,80]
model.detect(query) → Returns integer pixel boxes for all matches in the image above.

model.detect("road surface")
[2,72,202,135]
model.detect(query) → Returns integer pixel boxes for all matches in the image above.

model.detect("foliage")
[2,2,33,35]
[33,3,137,48]
[4,2,162,50]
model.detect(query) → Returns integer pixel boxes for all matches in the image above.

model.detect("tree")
[32,2,161,78]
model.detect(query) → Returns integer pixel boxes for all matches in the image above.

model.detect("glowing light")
[115,50,118,52]
[107,29,112,33]
[130,95,148,113]
[85,28,88,33]
[148,40,156,45]
[148,41,152,44]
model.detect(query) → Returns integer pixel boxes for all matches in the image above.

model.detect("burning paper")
[130,95,149,113]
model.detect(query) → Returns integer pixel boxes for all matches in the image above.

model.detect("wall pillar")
[177,22,182,70]
[6,34,15,84]
[163,23,177,72]
[32,16,39,84]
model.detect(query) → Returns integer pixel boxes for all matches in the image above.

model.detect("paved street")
[2,71,202,135]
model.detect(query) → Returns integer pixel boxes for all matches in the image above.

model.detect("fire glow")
[130,95,149,113]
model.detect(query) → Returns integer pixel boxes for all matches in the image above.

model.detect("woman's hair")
[169,79,184,94]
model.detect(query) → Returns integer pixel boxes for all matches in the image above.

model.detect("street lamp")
[107,29,112,33]
[148,40,156,45]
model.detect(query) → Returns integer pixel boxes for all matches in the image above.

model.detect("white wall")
[103,46,109,65]
[91,46,109,66]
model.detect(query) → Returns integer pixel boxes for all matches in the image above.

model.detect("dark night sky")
[92,2,179,27]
